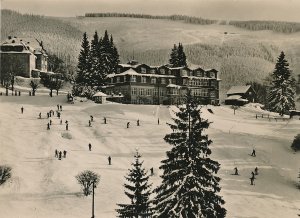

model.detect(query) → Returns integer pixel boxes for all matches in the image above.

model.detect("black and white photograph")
[0,0,300,217]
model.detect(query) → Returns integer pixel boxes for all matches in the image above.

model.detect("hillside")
[1,10,300,98]
[0,94,299,217]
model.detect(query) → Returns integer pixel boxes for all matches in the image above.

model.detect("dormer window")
[160,68,165,74]
[117,77,120,83]
[117,68,121,73]
[150,69,156,74]
[210,72,215,78]
[141,67,146,74]
[131,76,136,82]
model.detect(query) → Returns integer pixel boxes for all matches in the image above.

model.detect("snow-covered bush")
[75,170,100,196]
[291,134,300,151]
[72,85,96,100]
[0,165,12,185]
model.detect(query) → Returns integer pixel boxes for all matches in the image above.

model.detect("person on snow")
[63,150,67,158]
[58,151,62,160]
[47,123,50,130]
[254,167,258,175]
[89,120,91,127]
[251,149,256,157]
[234,167,239,175]
[104,117,107,124]
[88,143,92,151]
[60,105,62,111]
[251,171,255,179]
[57,104,59,111]
[55,149,58,158]
[150,167,154,176]
[137,119,140,126]
[60,119,62,125]
[66,123,69,131]
[39,112,41,119]
[108,156,111,165]
[158,118,160,125]
[50,120,52,125]
[127,122,130,128]
[21,106,24,114]
[250,177,255,185]
[90,115,93,122]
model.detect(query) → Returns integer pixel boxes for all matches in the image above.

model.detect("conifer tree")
[169,44,178,67]
[76,32,90,85]
[116,151,153,218]
[177,43,187,67]
[169,43,187,67]
[153,91,226,218]
[110,35,120,72]
[88,31,101,86]
[268,51,295,115]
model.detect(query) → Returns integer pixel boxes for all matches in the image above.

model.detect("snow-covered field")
[0,95,299,218]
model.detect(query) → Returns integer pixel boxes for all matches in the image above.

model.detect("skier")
[49,111,51,117]
[50,120,52,125]
[158,118,160,125]
[66,123,69,131]
[127,122,130,128]
[234,167,239,175]
[55,149,58,158]
[88,143,92,151]
[250,177,255,185]
[58,151,62,160]
[39,112,41,119]
[63,150,67,158]
[89,120,91,127]
[90,115,93,122]
[57,104,59,111]
[150,167,154,176]
[108,156,111,165]
[251,171,255,179]
[137,119,140,126]
[52,110,54,116]
[60,105,62,111]
[57,112,61,119]
[104,117,107,124]
[47,112,49,118]
[21,106,24,114]
[47,123,50,130]
[251,149,256,157]
[254,167,258,175]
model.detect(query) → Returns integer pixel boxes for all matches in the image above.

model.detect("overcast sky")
[1,0,300,22]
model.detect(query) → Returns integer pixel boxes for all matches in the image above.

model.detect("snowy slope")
[0,95,299,218]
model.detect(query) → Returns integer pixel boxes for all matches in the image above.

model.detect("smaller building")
[93,92,107,104]
[225,85,256,106]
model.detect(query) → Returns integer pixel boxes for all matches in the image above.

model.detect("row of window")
[190,89,210,97]
[131,88,165,97]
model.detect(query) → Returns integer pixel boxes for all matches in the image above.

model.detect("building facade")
[225,85,256,106]
[0,36,48,82]
[106,60,220,105]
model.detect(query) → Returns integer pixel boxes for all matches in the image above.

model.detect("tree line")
[85,13,217,25]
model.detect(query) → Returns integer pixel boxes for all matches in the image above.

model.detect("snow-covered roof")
[225,95,248,102]
[93,92,107,97]
[227,85,251,95]
[166,84,181,89]
[119,68,140,76]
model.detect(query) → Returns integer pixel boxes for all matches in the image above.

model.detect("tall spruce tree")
[76,32,90,85]
[110,35,120,73]
[88,31,101,86]
[169,43,187,67]
[116,151,153,218]
[153,91,226,218]
[169,44,178,67]
[268,51,295,115]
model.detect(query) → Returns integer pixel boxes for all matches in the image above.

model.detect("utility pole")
[91,181,95,218]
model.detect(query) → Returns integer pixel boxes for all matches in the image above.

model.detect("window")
[169,79,172,84]
[196,70,202,77]
[153,88,158,96]
[139,88,145,96]
[116,77,120,83]
[183,79,187,85]
[170,88,178,95]
[150,69,156,74]
[210,91,216,98]
[131,76,136,82]
[146,89,152,96]
[141,77,147,83]
[181,69,188,76]
[141,67,146,74]
[210,72,215,78]
[159,90,164,96]
[160,68,165,74]
[161,78,166,84]
[131,87,137,95]
[151,78,157,84]
[117,68,121,73]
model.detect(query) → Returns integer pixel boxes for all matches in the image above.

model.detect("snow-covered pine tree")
[169,44,178,67]
[177,43,187,67]
[88,31,101,87]
[116,151,153,218]
[153,90,226,218]
[268,51,295,115]
[110,35,120,73]
[76,32,90,85]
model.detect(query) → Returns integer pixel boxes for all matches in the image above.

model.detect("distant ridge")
[84,13,217,25]
[85,12,300,33]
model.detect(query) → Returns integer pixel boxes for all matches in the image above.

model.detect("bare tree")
[76,170,100,196]
[29,80,39,96]
[0,165,12,185]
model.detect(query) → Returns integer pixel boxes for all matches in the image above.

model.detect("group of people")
[233,149,259,185]
[55,149,67,160]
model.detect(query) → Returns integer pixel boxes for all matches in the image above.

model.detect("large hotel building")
[106,60,220,105]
